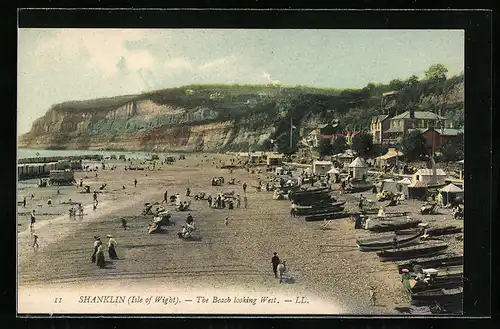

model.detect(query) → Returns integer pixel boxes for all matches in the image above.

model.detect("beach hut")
[396,177,412,197]
[313,160,333,175]
[327,167,340,183]
[267,153,283,166]
[407,180,428,200]
[413,168,447,186]
[381,178,398,193]
[439,183,464,206]
[348,157,368,180]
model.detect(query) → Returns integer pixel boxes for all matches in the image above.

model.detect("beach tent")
[327,167,339,173]
[396,177,412,196]
[327,167,340,183]
[381,178,398,193]
[439,183,464,205]
[408,180,428,200]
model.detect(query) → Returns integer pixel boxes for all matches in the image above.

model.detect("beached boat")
[410,287,463,305]
[376,242,448,261]
[397,255,463,273]
[356,229,424,251]
[294,197,338,207]
[289,187,329,196]
[305,212,351,222]
[344,180,374,194]
[295,206,345,216]
[368,219,422,232]
[410,279,463,294]
[294,201,346,210]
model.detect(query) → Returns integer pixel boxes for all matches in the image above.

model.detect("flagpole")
[290,116,293,149]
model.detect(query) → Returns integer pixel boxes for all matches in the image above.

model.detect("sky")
[17,29,464,135]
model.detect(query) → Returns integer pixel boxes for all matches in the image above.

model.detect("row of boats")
[287,187,352,221]
[356,221,464,314]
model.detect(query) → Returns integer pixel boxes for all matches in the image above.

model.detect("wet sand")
[17,153,462,315]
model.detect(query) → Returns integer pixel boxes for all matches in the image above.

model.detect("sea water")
[17,148,156,160]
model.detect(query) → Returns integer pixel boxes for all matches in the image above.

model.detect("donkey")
[277,260,286,283]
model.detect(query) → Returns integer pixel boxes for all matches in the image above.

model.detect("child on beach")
[29,210,36,233]
[32,234,39,250]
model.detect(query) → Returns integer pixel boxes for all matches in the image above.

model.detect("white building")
[348,157,368,180]
[413,169,447,186]
[313,160,333,175]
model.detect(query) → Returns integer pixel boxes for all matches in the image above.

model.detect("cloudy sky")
[18,29,464,135]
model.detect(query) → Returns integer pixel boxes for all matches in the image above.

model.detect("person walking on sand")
[271,252,280,278]
[243,195,248,209]
[29,210,36,233]
[106,235,118,259]
[32,234,39,250]
[80,178,83,187]
[224,217,229,226]
[93,191,98,205]
[47,197,52,207]
[236,194,241,208]
[134,178,137,187]
[121,218,128,230]
[91,236,101,263]
[23,196,26,208]
[78,204,84,218]
[31,194,34,200]
[163,190,168,204]
[243,182,247,194]
[96,245,106,268]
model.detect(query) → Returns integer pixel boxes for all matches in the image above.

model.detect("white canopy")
[397,178,412,185]
[439,183,463,193]
[382,178,395,182]
[349,157,367,168]
[327,168,340,174]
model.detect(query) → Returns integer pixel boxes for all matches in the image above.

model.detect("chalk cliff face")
[19,78,464,152]
[19,90,279,152]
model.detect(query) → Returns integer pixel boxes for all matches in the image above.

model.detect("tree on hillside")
[424,64,448,82]
[317,138,334,157]
[332,135,348,154]
[400,130,428,161]
[406,75,420,85]
[441,132,464,162]
[351,132,374,157]
[389,79,405,90]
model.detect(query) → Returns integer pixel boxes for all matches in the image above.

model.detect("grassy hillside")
[38,65,463,153]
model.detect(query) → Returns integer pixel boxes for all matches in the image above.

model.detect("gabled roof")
[371,114,390,122]
[439,183,463,193]
[391,111,446,120]
[421,128,464,136]
[349,157,367,168]
[408,180,427,188]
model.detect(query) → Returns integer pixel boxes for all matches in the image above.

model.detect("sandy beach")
[17,153,463,315]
